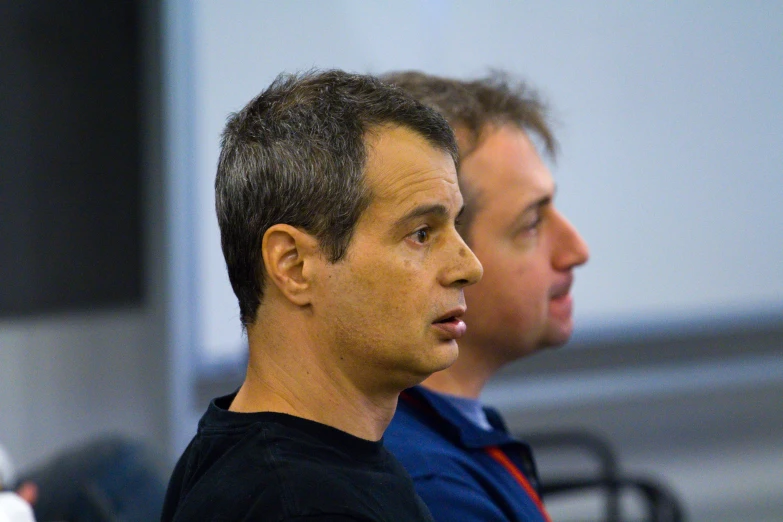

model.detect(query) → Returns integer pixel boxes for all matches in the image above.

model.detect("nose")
[553,211,589,270]
[443,232,483,288]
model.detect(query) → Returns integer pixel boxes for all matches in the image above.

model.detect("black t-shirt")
[161,393,434,522]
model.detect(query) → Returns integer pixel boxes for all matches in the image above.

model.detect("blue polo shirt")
[385,386,550,522]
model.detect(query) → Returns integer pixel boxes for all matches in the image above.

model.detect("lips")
[549,275,573,299]
[549,275,575,320]
[433,306,466,324]
[432,307,467,340]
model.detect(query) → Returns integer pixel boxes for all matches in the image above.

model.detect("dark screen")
[0,1,144,316]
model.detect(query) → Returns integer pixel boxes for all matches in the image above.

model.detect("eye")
[516,212,543,238]
[411,227,431,244]
[527,214,542,230]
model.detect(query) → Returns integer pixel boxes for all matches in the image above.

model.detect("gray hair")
[216,70,458,326]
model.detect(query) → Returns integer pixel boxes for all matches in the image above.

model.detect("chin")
[547,315,575,340]
[424,341,460,374]
[543,329,574,349]
[390,344,457,388]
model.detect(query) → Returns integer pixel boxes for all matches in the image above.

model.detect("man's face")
[458,125,589,364]
[315,126,483,393]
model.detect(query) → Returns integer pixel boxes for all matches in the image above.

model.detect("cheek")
[469,254,548,319]
[344,256,424,318]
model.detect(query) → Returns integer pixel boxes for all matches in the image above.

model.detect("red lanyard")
[485,446,552,522]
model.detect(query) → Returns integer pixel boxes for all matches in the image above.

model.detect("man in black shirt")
[161,70,483,521]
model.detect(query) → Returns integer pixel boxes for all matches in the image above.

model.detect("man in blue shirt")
[383,72,590,521]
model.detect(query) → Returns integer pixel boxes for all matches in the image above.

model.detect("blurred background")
[1,1,781,521]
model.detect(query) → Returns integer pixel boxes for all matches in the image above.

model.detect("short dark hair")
[216,70,458,326]
[381,71,556,239]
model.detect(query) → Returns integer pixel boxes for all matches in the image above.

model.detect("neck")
[230,308,397,441]
[419,339,500,399]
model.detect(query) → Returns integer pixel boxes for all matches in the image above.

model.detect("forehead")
[364,125,460,207]
[460,125,554,198]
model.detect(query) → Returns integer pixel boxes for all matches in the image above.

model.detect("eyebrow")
[394,203,464,228]
[513,184,558,220]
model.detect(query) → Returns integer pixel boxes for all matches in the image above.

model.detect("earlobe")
[262,225,319,306]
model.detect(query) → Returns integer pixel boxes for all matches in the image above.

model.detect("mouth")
[433,307,465,323]
[432,307,467,340]
[550,275,574,300]
[549,276,575,320]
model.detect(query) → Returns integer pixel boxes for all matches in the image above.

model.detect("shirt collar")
[400,385,521,449]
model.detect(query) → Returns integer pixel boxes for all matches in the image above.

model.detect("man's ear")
[261,224,320,306]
